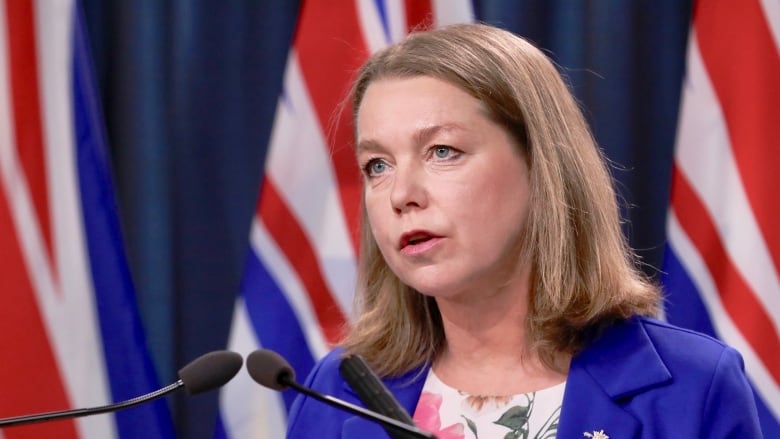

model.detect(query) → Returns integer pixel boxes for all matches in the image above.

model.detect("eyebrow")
[356,123,464,153]
[355,138,382,155]
[414,123,462,146]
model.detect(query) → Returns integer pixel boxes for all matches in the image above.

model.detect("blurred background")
[84,0,691,436]
[7,0,779,438]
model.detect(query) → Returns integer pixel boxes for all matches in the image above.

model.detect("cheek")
[461,169,528,216]
[364,193,383,225]
[365,196,393,245]
[457,167,531,246]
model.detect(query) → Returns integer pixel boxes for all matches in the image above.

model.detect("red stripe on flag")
[405,0,433,31]
[4,0,54,272]
[295,0,367,255]
[0,188,78,437]
[671,165,780,383]
[258,177,347,344]
[695,0,780,277]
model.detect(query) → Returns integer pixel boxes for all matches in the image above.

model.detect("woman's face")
[356,76,532,300]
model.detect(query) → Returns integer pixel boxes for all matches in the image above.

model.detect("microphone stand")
[280,375,436,439]
[0,381,182,428]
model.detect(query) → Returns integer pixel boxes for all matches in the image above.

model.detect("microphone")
[246,349,436,439]
[0,350,243,428]
[339,354,417,439]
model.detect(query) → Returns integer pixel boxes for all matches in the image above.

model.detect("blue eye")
[371,161,386,174]
[363,158,387,177]
[434,146,451,158]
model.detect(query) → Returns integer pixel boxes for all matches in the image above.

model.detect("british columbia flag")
[216,1,473,437]
[0,1,173,438]
[661,0,780,437]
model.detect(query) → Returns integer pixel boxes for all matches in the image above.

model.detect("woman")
[286,23,761,438]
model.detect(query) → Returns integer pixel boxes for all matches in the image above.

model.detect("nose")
[389,164,427,214]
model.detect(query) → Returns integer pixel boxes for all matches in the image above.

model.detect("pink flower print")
[413,391,466,439]
[437,423,466,439]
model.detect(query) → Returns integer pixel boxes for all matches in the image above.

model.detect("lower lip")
[400,237,442,256]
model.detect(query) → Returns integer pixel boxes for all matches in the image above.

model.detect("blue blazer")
[286,317,762,438]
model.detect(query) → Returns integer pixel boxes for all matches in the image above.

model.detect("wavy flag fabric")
[0,1,174,438]
[661,0,780,437]
[216,1,472,437]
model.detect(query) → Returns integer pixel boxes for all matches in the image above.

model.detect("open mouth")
[401,232,435,248]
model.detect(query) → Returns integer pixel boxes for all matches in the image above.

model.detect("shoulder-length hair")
[340,23,661,377]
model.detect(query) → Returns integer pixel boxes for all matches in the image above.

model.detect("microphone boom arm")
[280,375,436,439]
[0,381,183,428]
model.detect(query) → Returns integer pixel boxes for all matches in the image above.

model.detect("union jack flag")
[216,1,473,437]
[0,1,174,438]
[662,0,780,436]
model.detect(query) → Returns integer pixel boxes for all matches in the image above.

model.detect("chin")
[405,279,457,299]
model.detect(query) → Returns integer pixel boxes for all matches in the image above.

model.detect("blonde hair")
[340,23,661,376]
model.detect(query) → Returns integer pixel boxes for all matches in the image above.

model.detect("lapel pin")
[584,430,609,439]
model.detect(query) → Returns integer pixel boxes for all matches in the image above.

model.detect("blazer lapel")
[557,317,672,439]
[340,365,429,439]
[558,363,643,439]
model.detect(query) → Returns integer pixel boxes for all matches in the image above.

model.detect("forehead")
[358,75,477,110]
[355,76,488,140]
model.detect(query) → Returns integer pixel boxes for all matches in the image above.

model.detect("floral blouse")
[412,369,565,439]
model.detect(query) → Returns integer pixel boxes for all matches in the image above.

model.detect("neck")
[432,280,569,395]
[436,283,530,368]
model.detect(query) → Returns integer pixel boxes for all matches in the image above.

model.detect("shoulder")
[587,316,739,369]
[590,316,750,389]
[300,347,347,391]
[633,318,758,414]
[638,317,727,349]
[638,317,738,365]
[286,348,353,439]
[572,316,761,437]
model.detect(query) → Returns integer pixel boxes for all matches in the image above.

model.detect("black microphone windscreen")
[178,350,243,395]
[246,349,296,391]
